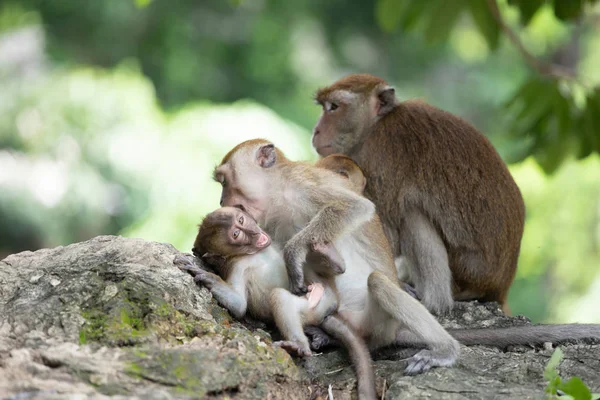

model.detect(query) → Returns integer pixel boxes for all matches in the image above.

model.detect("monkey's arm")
[284,189,375,295]
[175,255,248,319]
[196,269,248,319]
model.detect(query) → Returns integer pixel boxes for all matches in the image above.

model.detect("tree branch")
[486,0,578,81]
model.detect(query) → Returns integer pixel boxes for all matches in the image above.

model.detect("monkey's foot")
[306,283,325,309]
[404,348,458,376]
[400,282,421,300]
[273,340,312,357]
[305,326,339,350]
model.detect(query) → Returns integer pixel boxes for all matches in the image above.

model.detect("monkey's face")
[221,207,271,254]
[312,90,374,157]
[195,207,272,261]
[312,77,398,157]
[214,140,276,222]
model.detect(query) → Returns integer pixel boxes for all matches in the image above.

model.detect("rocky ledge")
[1,236,598,399]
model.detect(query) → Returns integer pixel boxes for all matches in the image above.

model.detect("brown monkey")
[175,207,377,400]
[215,139,463,375]
[312,74,525,315]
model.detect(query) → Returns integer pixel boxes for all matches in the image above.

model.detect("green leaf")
[507,0,545,25]
[466,0,500,50]
[553,0,585,21]
[376,0,407,32]
[558,377,592,400]
[133,0,152,8]
[591,393,600,400]
[544,348,564,382]
[424,0,465,43]
[400,1,436,30]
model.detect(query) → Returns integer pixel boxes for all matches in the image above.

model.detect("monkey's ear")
[202,252,226,269]
[257,144,276,168]
[377,87,397,116]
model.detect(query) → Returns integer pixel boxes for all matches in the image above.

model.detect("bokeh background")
[0,0,598,323]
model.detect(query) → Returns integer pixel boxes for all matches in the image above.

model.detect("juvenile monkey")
[216,139,463,375]
[312,74,526,314]
[176,206,377,400]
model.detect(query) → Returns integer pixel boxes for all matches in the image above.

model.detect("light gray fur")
[400,210,453,315]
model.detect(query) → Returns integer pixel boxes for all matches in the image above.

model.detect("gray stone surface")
[1,236,598,399]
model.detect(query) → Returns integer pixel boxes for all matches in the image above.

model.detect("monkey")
[175,206,377,400]
[312,74,526,315]
[308,153,600,352]
[314,154,420,300]
[215,139,464,376]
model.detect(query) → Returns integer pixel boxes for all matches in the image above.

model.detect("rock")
[1,236,599,399]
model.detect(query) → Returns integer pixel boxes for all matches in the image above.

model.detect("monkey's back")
[353,100,525,302]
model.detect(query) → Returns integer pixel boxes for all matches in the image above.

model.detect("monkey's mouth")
[255,232,271,248]
[316,145,334,156]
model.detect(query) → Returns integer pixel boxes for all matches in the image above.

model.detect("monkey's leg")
[270,284,338,357]
[269,288,313,357]
[368,271,460,375]
[400,210,453,314]
[310,240,346,274]
[174,255,248,319]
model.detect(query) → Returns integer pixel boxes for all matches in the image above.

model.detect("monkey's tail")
[321,315,377,400]
[449,324,600,347]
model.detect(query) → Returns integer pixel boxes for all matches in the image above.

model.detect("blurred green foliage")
[0,0,598,323]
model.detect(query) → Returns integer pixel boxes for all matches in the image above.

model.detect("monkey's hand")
[304,326,339,351]
[173,255,220,290]
[283,240,309,295]
[400,282,421,301]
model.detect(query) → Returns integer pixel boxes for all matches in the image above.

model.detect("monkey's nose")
[313,128,320,136]
[219,199,224,206]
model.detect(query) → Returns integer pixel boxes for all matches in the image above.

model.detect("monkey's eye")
[239,215,244,224]
[325,102,338,112]
[221,179,226,186]
[233,230,240,239]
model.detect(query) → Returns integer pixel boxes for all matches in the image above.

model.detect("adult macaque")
[312,74,526,314]
[306,154,600,351]
[215,139,463,375]
[176,207,377,400]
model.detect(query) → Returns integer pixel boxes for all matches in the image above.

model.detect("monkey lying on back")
[175,206,377,400]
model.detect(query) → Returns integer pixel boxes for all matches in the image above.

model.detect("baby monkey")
[175,206,377,399]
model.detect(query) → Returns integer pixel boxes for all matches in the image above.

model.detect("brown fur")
[313,74,525,314]
[216,140,463,377]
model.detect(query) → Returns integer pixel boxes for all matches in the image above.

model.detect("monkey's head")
[314,154,367,194]
[312,74,397,156]
[193,206,271,267]
[214,139,287,222]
